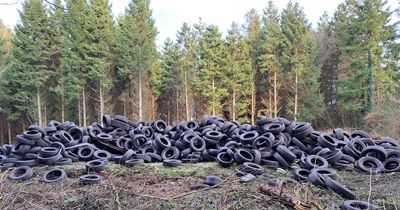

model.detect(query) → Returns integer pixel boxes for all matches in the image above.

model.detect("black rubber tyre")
[293,168,310,182]
[154,135,171,151]
[253,136,273,151]
[114,114,128,123]
[120,149,135,164]
[190,136,206,152]
[308,171,326,188]
[23,130,42,140]
[80,174,103,184]
[8,166,33,181]
[234,149,254,164]
[341,200,380,210]
[356,157,383,174]
[102,115,112,127]
[15,159,37,167]
[161,146,180,160]
[242,162,264,175]
[360,146,387,162]
[383,158,400,173]
[304,155,329,169]
[276,145,296,163]
[162,159,182,167]
[124,159,145,167]
[16,134,35,145]
[85,159,107,172]
[77,147,94,161]
[216,152,234,167]
[292,122,313,139]
[11,143,31,155]
[311,168,337,179]
[93,150,112,160]
[333,128,345,140]
[324,176,356,199]
[262,122,285,134]
[96,133,113,142]
[239,131,259,145]
[273,152,290,169]
[204,175,223,186]
[190,183,210,190]
[39,147,60,157]
[146,152,162,162]
[317,134,338,149]
[42,169,67,183]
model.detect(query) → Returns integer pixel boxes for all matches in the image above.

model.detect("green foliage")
[225,22,252,122]
[196,25,228,116]
[3,0,51,121]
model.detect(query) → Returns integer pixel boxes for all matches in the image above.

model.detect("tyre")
[8,166,33,181]
[42,169,67,183]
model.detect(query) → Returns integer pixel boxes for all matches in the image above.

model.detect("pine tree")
[47,0,65,123]
[258,1,282,118]
[243,9,261,123]
[158,38,180,123]
[280,2,317,121]
[4,0,51,125]
[62,0,92,125]
[196,25,227,116]
[116,0,158,120]
[86,0,115,122]
[177,22,197,121]
[225,22,252,122]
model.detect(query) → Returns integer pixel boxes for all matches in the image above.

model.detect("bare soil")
[0,162,399,210]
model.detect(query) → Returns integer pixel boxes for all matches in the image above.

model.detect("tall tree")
[258,1,282,118]
[62,0,92,126]
[243,9,261,123]
[87,0,114,122]
[177,22,197,121]
[280,2,318,121]
[196,25,227,116]
[4,0,51,125]
[47,0,65,123]
[116,0,158,120]
[158,38,180,123]
[225,22,252,122]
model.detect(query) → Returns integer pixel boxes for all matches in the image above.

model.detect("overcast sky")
[0,0,399,47]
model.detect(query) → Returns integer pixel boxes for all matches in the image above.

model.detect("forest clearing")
[0,0,400,209]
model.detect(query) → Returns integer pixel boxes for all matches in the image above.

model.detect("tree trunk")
[167,99,171,124]
[294,71,298,121]
[8,121,11,144]
[251,79,255,124]
[82,89,87,127]
[269,90,272,117]
[99,82,104,122]
[273,71,277,118]
[176,90,179,122]
[184,69,190,121]
[61,94,65,122]
[232,90,236,121]
[43,101,47,126]
[36,87,42,126]
[212,74,215,115]
[123,101,127,117]
[78,98,82,126]
[138,74,143,120]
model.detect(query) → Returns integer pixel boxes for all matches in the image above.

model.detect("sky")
[0,0,399,47]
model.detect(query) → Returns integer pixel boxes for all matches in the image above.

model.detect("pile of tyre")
[0,115,399,194]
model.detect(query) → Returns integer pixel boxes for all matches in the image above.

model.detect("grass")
[0,162,399,209]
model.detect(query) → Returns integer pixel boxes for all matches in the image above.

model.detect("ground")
[0,162,399,210]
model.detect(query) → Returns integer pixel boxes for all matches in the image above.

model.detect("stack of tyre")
[0,115,399,192]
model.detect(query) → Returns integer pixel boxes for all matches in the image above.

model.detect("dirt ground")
[0,162,399,210]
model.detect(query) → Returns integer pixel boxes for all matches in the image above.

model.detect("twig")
[44,0,66,10]
[170,178,227,200]
[367,169,372,209]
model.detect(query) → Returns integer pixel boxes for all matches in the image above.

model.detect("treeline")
[0,0,399,144]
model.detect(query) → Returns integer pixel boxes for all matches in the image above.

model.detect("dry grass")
[0,162,399,209]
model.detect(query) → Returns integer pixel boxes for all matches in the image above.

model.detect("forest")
[0,0,399,145]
